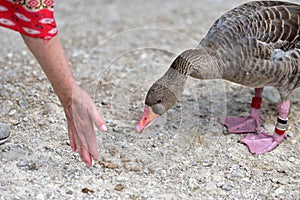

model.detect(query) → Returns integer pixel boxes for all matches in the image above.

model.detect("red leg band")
[251,97,262,109]
[275,127,285,135]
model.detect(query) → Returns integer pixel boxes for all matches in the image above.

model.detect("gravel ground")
[1,0,300,199]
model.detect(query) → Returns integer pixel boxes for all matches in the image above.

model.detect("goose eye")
[157,99,162,104]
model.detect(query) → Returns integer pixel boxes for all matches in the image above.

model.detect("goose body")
[136,1,300,154]
[188,1,300,97]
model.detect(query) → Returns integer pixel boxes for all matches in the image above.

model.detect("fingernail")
[101,124,107,132]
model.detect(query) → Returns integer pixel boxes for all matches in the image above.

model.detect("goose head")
[135,82,178,133]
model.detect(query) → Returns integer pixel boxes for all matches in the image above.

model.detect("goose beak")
[135,106,159,133]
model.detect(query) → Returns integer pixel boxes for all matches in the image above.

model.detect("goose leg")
[220,88,265,133]
[241,100,289,154]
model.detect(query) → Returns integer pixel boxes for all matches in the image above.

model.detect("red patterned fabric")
[0,0,57,40]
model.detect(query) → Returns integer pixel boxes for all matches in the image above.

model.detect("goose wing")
[199,1,300,61]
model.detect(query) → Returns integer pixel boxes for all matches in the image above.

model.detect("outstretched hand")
[63,85,107,167]
[22,35,107,166]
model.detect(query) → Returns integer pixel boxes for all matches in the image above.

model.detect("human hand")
[62,85,107,167]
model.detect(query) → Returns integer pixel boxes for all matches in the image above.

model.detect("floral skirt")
[0,0,57,40]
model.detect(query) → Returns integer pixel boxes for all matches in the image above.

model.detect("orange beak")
[135,106,159,133]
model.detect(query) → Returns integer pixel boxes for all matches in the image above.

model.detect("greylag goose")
[136,1,300,154]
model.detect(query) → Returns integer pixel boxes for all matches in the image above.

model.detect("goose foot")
[219,108,264,133]
[241,131,286,154]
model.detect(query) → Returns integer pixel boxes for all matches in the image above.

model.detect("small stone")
[124,163,131,171]
[109,147,118,156]
[8,109,17,116]
[35,194,45,200]
[16,160,27,168]
[55,149,63,155]
[290,139,297,145]
[66,189,73,195]
[6,52,13,59]
[101,99,109,106]
[148,166,155,173]
[81,188,94,194]
[0,122,10,144]
[287,131,294,137]
[18,99,28,109]
[140,53,148,59]
[0,100,13,116]
[12,91,22,98]
[231,171,245,178]
[188,178,199,190]
[130,166,141,172]
[182,90,192,97]
[205,181,217,191]
[140,157,150,165]
[102,156,111,163]
[120,153,126,159]
[114,184,125,191]
[28,162,39,170]
[98,160,119,169]
[202,160,212,167]
[274,186,285,196]
[106,120,117,127]
[49,118,55,123]
[121,158,131,163]
[221,184,231,191]
[288,157,295,163]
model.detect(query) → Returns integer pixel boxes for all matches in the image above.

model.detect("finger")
[89,104,107,132]
[78,145,93,167]
[84,124,99,161]
[67,122,77,151]
[73,119,98,163]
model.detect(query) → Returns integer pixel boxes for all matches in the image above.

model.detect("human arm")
[22,34,107,167]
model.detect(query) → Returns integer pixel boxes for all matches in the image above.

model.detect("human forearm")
[22,34,107,167]
[21,34,76,106]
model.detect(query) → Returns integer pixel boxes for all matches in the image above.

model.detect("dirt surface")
[1,0,300,199]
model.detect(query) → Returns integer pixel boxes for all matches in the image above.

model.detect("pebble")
[182,90,192,97]
[0,85,7,97]
[8,109,17,116]
[202,160,212,167]
[221,184,231,191]
[6,52,13,59]
[274,186,285,196]
[66,189,73,195]
[12,91,22,98]
[16,161,27,168]
[115,184,125,191]
[109,147,118,156]
[35,194,45,200]
[205,181,217,191]
[0,122,10,142]
[231,171,245,178]
[140,53,148,59]
[121,158,131,163]
[101,99,110,106]
[188,178,199,190]
[288,157,295,163]
[0,100,13,116]
[140,157,150,165]
[18,99,28,109]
